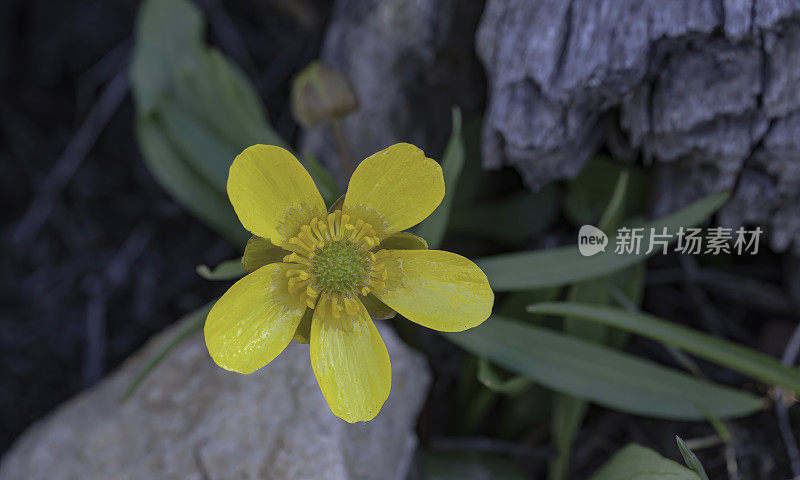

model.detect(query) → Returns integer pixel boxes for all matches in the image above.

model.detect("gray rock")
[0,320,430,480]
[300,0,485,183]
[477,0,800,252]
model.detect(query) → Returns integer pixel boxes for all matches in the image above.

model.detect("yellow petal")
[373,250,494,332]
[241,235,288,273]
[310,295,391,422]
[204,263,307,374]
[227,145,327,248]
[343,143,444,237]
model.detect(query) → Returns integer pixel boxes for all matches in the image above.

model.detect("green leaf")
[377,232,429,251]
[603,260,646,349]
[451,116,489,208]
[598,170,630,232]
[417,108,464,249]
[190,49,284,147]
[302,151,342,205]
[422,450,528,480]
[564,157,645,227]
[360,293,397,321]
[242,236,287,273]
[676,436,710,480]
[121,301,213,402]
[196,259,245,280]
[131,0,265,245]
[528,302,800,395]
[158,97,240,192]
[496,286,562,320]
[477,357,533,394]
[476,192,730,291]
[130,0,205,113]
[135,119,249,245]
[445,316,762,420]
[455,356,497,434]
[550,169,633,480]
[703,409,732,442]
[589,444,701,480]
[133,0,340,247]
[550,394,588,480]
[564,280,610,343]
[292,308,313,344]
[550,279,608,480]
[449,186,558,245]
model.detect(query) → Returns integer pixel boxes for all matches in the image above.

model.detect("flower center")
[281,210,390,317]
[311,240,368,294]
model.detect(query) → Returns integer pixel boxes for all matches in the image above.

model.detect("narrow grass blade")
[302,151,342,206]
[476,192,729,290]
[121,301,213,402]
[528,302,800,395]
[446,316,762,420]
[550,169,633,480]
[417,107,464,249]
[477,358,533,395]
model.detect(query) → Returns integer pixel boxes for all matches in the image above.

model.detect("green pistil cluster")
[311,240,368,294]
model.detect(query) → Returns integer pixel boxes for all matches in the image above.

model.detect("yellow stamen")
[280,212,395,319]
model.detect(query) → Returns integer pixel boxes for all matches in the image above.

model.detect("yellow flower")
[204,143,494,422]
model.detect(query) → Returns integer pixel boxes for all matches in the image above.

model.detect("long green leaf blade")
[135,119,249,245]
[132,0,338,247]
[550,169,634,480]
[158,97,239,192]
[417,108,464,249]
[446,316,762,420]
[476,192,729,291]
[528,302,800,395]
[302,151,342,206]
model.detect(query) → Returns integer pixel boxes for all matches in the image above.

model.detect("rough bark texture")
[0,321,430,480]
[300,0,485,183]
[478,0,800,252]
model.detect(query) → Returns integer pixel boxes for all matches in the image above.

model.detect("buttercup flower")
[204,143,494,422]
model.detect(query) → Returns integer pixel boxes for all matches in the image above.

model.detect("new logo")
[578,225,608,257]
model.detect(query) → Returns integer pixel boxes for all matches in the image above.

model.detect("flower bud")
[291,61,358,127]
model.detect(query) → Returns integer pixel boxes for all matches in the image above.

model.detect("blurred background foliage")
[126,0,800,478]
[3,0,800,478]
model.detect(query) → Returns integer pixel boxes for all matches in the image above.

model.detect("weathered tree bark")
[307,0,800,253]
[478,0,800,252]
